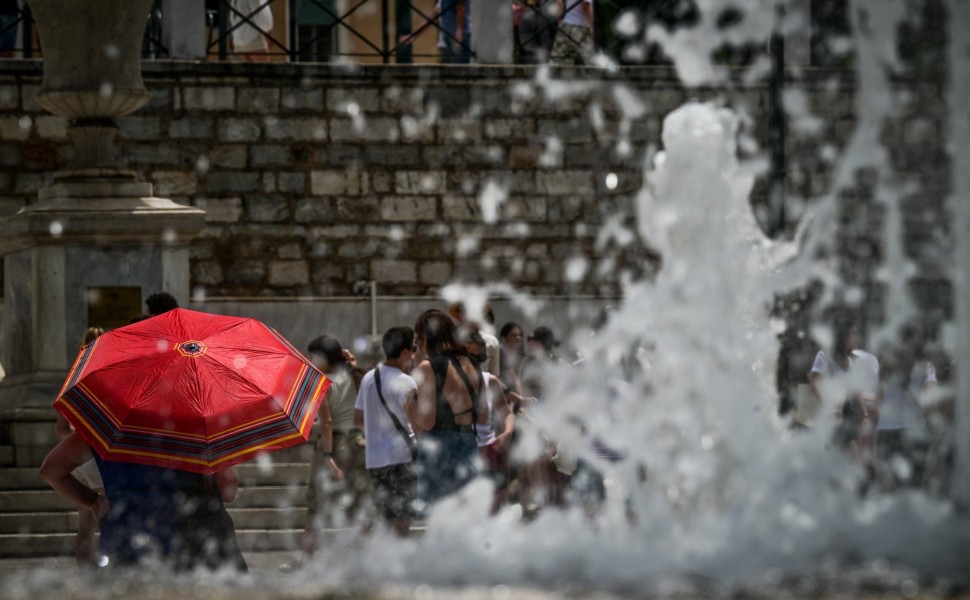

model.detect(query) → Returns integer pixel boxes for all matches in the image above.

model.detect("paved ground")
[0,552,568,600]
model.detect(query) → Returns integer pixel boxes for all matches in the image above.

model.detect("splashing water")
[7,1,970,597]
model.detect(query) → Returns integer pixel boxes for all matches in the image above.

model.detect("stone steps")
[0,528,317,557]
[0,453,321,559]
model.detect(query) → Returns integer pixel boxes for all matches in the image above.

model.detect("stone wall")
[0,61,759,299]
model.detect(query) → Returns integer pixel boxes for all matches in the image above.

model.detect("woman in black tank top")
[411,309,486,509]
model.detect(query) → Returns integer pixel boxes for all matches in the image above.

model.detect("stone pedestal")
[0,0,207,467]
[0,184,205,466]
[472,1,513,64]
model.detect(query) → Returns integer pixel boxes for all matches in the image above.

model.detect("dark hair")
[129,314,150,325]
[80,327,105,348]
[145,292,179,316]
[307,335,346,366]
[832,316,860,360]
[499,322,522,340]
[383,326,415,360]
[528,326,560,353]
[414,309,462,357]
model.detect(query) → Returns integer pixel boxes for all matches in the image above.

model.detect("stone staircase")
[0,443,317,559]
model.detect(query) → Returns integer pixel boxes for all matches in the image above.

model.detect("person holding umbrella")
[41,429,247,570]
[40,308,334,571]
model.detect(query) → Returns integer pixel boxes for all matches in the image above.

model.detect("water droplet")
[605,172,619,190]
[346,102,360,117]
[414,585,434,600]
[162,229,177,243]
[99,82,114,98]
[233,355,247,370]
[103,43,120,59]
[492,585,511,600]
[49,221,63,237]
[18,115,31,130]
[195,155,210,174]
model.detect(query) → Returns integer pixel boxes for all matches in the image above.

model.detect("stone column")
[948,0,970,509]
[0,0,205,467]
[162,0,208,60]
[472,0,513,63]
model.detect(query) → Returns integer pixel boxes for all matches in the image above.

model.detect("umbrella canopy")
[54,308,329,474]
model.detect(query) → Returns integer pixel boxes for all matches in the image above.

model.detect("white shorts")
[72,458,103,490]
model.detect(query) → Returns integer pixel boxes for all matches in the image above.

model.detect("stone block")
[508,145,543,169]
[336,197,380,222]
[123,143,180,166]
[0,84,17,109]
[437,121,483,143]
[264,117,327,142]
[238,87,281,113]
[537,118,594,144]
[277,172,306,194]
[205,172,260,193]
[226,260,266,285]
[208,145,249,169]
[318,145,361,167]
[371,259,417,283]
[381,197,438,221]
[262,173,276,192]
[311,170,361,196]
[395,171,446,195]
[329,117,399,142]
[308,224,360,240]
[22,144,57,170]
[169,116,215,139]
[218,118,261,142]
[382,86,425,114]
[537,171,594,195]
[21,83,42,112]
[152,170,198,196]
[250,144,291,167]
[278,243,303,259]
[195,197,243,223]
[183,86,236,111]
[363,171,394,194]
[34,116,67,140]
[420,261,452,285]
[0,196,26,215]
[425,87,471,118]
[327,88,381,112]
[398,115,436,143]
[0,116,31,141]
[338,240,380,259]
[246,195,290,222]
[281,87,324,112]
[448,170,480,196]
[146,86,172,110]
[295,197,335,223]
[363,146,421,168]
[505,197,548,222]
[463,145,506,167]
[0,144,22,165]
[268,261,309,286]
[547,197,584,222]
[483,119,514,140]
[118,116,161,140]
[442,196,480,220]
[192,261,224,285]
[15,173,46,194]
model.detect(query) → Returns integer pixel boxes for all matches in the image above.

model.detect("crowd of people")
[800,315,954,494]
[295,300,604,567]
[38,291,958,573]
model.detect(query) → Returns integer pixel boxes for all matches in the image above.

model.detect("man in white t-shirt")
[354,326,418,536]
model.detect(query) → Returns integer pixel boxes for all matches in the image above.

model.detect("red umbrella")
[54,308,330,474]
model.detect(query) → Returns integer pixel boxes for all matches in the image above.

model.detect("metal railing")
[0,0,653,65]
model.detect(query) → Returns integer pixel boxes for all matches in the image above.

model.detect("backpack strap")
[374,366,417,461]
